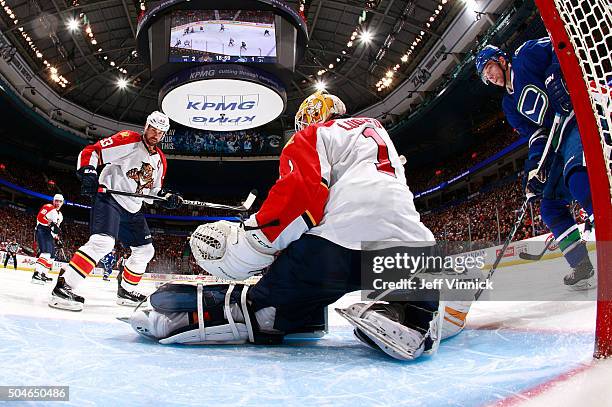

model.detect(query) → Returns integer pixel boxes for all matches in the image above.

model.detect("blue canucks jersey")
[100,252,116,269]
[502,37,558,161]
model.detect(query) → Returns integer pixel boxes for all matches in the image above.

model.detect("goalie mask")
[294,91,346,132]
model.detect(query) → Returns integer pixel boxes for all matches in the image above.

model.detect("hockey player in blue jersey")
[476,37,595,290]
[101,249,117,281]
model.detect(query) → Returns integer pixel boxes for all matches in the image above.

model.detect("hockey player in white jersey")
[32,194,64,284]
[124,92,474,360]
[49,111,182,311]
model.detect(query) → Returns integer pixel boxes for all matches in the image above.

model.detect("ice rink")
[1,255,612,407]
[170,22,276,58]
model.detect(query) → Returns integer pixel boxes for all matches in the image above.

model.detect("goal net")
[534,0,612,358]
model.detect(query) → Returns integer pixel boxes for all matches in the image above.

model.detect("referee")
[3,238,19,270]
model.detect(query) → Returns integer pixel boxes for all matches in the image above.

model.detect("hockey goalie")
[123,91,475,360]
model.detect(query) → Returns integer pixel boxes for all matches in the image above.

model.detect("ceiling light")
[315,81,326,92]
[401,55,408,62]
[328,63,334,69]
[361,30,373,44]
[117,78,128,89]
[67,18,79,31]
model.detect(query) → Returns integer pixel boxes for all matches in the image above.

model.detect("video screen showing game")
[169,10,277,63]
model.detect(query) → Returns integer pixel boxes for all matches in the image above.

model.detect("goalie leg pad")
[123,282,256,345]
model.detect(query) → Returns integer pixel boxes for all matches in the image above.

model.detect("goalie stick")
[97,187,257,212]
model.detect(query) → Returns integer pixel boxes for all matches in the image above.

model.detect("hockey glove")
[50,223,60,236]
[76,165,99,197]
[545,63,573,116]
[523,158,545,202]
[158,189,183,210]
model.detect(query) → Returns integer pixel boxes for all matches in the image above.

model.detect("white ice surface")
[1,256,611,407]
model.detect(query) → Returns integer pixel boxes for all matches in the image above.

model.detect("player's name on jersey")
[372,277,494,291]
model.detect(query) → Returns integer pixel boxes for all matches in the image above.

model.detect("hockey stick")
[475,198,530,301]
[518,235,557,261]
[97,187,257,212]
[475,116,565,299]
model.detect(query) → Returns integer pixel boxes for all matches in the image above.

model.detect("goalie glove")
[190,221,275,281]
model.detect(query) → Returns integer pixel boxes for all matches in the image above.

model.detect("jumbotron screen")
[169,10,277,63]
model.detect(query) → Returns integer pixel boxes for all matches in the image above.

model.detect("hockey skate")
[117,285,147,307]
[42,273,53,283]
[31,272,46,285]
[49,273,85,311]
[564,257,596,290]
[103,275,110,281]
[336,300,443,361]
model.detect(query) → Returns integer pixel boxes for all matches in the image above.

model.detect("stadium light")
[117,78,128,89]
[315,81,327,92]
[360,30,373,44]
[67,18,79,32]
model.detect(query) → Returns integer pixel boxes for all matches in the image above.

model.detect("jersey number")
[100,137,114,147]
[362,127,396,177]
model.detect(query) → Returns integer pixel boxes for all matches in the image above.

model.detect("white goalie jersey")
[245,117,435,252]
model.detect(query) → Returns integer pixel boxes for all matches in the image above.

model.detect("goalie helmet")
[145,111,170,133]
[294,90,346,132]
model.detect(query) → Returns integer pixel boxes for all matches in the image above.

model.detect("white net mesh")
[553,0,612,203]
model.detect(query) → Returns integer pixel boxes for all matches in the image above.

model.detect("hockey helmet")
[53,194,64,202]
[295,90,346,132]
[145,111,170,133]
[475,45,509,84]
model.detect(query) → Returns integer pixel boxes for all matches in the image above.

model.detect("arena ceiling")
[0,0,464,127]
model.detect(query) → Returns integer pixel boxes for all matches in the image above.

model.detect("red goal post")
[534,0,612,358]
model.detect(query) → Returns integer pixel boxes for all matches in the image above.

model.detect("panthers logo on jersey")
[126,162,154,194]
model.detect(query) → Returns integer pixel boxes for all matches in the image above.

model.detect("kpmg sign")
[160,65,286,131]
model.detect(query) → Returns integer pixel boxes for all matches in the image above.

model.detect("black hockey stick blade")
[519,251,545,261]
[518,238,555,261]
